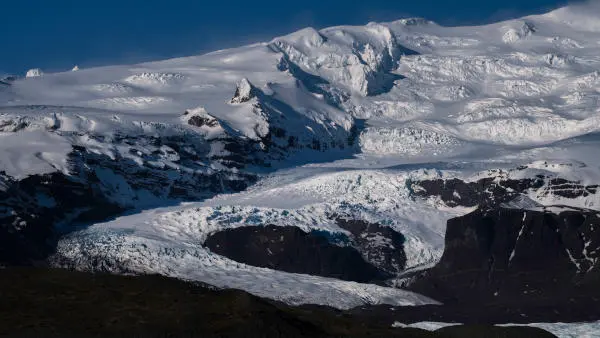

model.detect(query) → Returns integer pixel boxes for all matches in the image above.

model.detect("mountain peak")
[25,68,43,78]
[230,78,258,104]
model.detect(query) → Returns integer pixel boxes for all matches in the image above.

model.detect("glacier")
[2,3,600,310]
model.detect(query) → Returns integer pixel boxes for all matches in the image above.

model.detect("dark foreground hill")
[0,267,554,338]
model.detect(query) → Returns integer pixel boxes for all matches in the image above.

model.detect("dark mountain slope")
[0,267,555,338]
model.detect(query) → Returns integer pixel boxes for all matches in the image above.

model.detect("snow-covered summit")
[25,68,43,78]
[8,3,600,153]
[229,78,257,104]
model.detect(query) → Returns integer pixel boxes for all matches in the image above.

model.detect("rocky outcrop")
[182,107,222,129]
[204,219,409,282]
[0,171,122,265]
[187,114,220,128]
[230,78,258,104]
[408,207,600,305]
[411,177,540,207]
[411,173,598,208]
[204,225,387,282]
[336,218,407,275]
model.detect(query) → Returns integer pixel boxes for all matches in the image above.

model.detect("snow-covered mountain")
[3,3,600,312]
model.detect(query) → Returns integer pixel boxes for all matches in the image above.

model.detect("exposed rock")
[408,207,600,305]
[411,174,598,208]
[188,115,219,128]
[411,177,540,207]
[336,218,407,275]
[204,225,387,282]
[230,78,258,104]
[0,171,123,265]
[183,107,221,129]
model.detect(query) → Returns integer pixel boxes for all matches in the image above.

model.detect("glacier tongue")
[52,225,439,310]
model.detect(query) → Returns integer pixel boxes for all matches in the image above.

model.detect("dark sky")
[0,0,585,75]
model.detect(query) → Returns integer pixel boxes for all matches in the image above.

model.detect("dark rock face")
[336,218,407,275]
[408,166,600,319]
[411,177,540,207]
[75,137,257,201]
[204,225,388,282]
[0,172,123,265]
[203,218,409,282]
[544,178,598,199]
[409,207,600,305]
[411,173,598,208]
[187,114,220,128]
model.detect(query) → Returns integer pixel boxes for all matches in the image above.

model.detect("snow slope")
[6,4,600,168]
[4,3,600,308]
